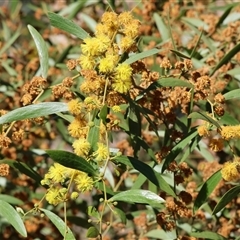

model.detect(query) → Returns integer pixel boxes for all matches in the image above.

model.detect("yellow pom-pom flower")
[68,99,82,116]
[94,142,109,161]
[68,117,88,138]
[44,163,67,184]
[221,157,240,182]
[72,138,91,158]
[220,125,240,140]
[78,55,95,70]
[81,37,109,57]
[74,172,94,192]
[112,63,132,93]
[99,56,116,73]
[45,187,63,206]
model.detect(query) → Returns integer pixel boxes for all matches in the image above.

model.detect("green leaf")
[162,127,199,173]
[188,111,221,129]
[109,189,165,206]
[210,42,240,76]
[81,12,97,33]
[223,12,240,25]
[182,17,209,31]
[99,104,108,125]
[0,194,24,205]
[48,12,89,40]
[114,207,127,224]
[86,226,99,238]
[219,112,240,125]
[45,150,97,176]
[212,185,240,215]
[215,4,237,29]
[28,25,49,78]
[0,102,68,124]
[193,170,222,213]
[180,135,202,163]
[41,208,76,240]
[0,26,21,57]
[1,159,42,184]
[87,116,100,152]
[87,206,100,219]
[124,48,159,64]
[153,13,169,41]
[182,21,216,53]
[227,67,240,76]
[170,49,190,59]
[224,89,240,100]
[190,231,227,240]
[58,0,88,18]
[190,29,203,58]
[156,78,194,88]
[67,216,92,229]
[144,229,177,239]
[115,156,176,197]
[0,200,27,237]
[65,0,88,19]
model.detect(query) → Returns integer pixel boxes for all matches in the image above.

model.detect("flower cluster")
[41,163,94,205]
[221,157,240,182]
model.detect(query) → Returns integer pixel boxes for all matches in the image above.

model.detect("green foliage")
[1,1,240,239]
[0,200,27,237]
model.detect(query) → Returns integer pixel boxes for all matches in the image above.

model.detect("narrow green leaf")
[131,173,147,189]
[0,102,68,125]
[0,194,24,205]
[156,78,194,88]
[153,13,169,41]
[144,229,176,239]
[190,29,203,58]
[115,156,176,197]
[45,150,97,176]
[0,26,21,57]
[162,128,198,173]
[0,200,27,237]
[190,231,227,240]
[58,1,88,18]
[99,105,108,125]
[28,25,49,78]
[170,49,190,59]
[1,159,42,184]
[124,48,159,64]
[188,111,221,129]
[182,17,209,31]
[66,0,88,19]
[210,42,240,76]
[193,170,222,213]
[212,185,240,215]
[87,117,100,152]
[109,189,165,206]
[95,181,115,196]
[215,4,236,29]
[227,67,240,76]
[41,208,76,240]
[81,12,97,33]
[224,89,240,100]
[48,12,89,40]
[88,206,100,219]
[67,216,92,229]
[219,112,240,125]
[223,12,240,25]
[114,207,127,224]
[182,21,216,53]
[86,226,99,238]
[180,135,202,163]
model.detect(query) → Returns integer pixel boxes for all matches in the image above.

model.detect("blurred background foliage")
[1,0,240,239]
